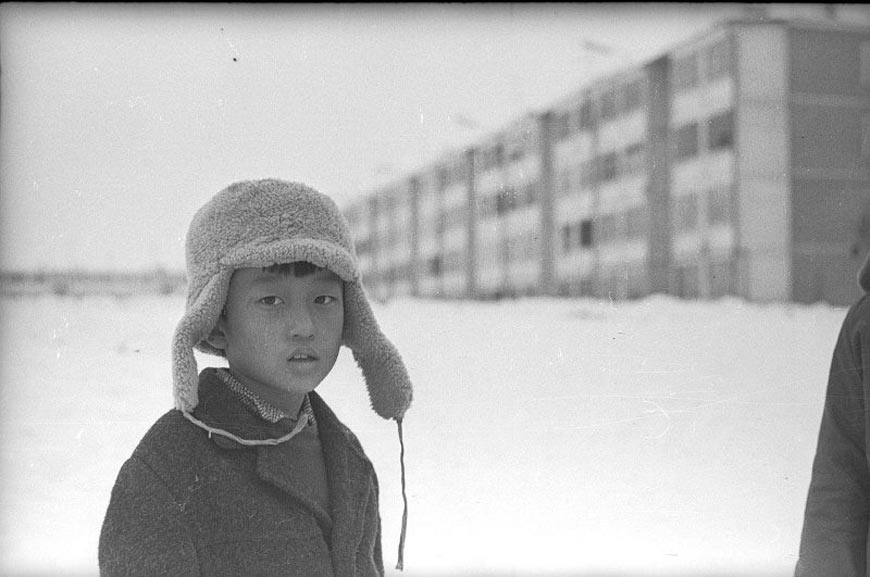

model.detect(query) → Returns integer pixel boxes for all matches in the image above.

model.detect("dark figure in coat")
[796,249,870,576]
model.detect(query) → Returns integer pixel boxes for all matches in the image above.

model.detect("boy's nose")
[288,308,315,339]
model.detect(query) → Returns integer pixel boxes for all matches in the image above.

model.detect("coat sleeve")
[795,296,870,577]
[373,511,384,576]
[99,456,200,577]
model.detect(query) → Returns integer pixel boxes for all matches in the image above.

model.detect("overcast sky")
[1,2,845,273]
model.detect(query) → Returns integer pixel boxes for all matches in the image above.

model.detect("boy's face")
[209,266,344,404]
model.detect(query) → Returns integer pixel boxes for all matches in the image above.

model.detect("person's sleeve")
[795,298,870,577]
[99,456,199,577]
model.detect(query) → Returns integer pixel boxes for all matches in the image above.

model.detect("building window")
[597,212,623,244]
[705,37,732,81]
[567,165,581,194]
[673,52,699,92]
[599,151,618,182]
[579,100,594,130]
[861,113,870,162]
[625,205,648,239]
[675,194,698,232]
[453,206,467,229]
[560,223,572,253]
[496,187,514,215]
[555,111,574,141]
[600,90,617,121]
[507,142,526,163]
[573,164,586,191]
[444,249,464,274]
[596,214,609,244]
[623,142,646,175]
[494,144,504,169]
[507,233,525,262]
[515,182,530,207]
[861,41,870,87]
[449,160,468,187]
[623,80,643,113]
[709,259,732,298]
[674,264,699,299]
[707,110,734,150]
[675,122,699,161]
[580,159,596,187]
[580,219,594,247]
[627,265,649,299]
[557,168,572,196]
[562,218,596,253]
[523,181,538,206]
[707,186,731,225]
[486,193,499,218]
[436,167,449,190]
[479,144,503,173]
[475,195,488,218]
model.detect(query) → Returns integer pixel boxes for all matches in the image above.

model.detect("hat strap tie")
[395,417,408,571]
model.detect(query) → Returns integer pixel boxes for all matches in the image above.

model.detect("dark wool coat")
[99,368,384,577]
[796,253,870,576]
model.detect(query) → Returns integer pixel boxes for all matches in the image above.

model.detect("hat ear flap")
[172,271,232,412]
[342,281,413,420]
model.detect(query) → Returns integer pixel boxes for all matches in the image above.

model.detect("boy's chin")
[276,380,321,396]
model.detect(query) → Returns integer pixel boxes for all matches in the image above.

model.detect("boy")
[795,249,870,576]
[99,179,413,576]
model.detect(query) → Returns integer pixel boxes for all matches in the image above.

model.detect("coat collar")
[191,368,369,457]
[192,367,295,444]
[859,249,870,293]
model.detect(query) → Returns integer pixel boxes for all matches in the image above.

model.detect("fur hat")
[171,178,413,421]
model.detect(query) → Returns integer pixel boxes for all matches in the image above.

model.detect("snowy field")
[0,292,850,577]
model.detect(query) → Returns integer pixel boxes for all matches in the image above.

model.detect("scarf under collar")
[215,367,317,427]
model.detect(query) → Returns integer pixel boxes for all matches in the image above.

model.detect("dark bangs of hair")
[263,261,323,277]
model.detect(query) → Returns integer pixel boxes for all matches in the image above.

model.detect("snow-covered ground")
[0,293,849,576]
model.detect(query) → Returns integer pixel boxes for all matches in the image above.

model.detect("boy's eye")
[315,295,339,305]
[258,296,284,306]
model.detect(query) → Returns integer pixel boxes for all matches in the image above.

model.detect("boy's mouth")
[288,351,318,362]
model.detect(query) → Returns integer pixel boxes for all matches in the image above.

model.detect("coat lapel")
[310,393,372,572]
[859,249,870,293]
[254,440,334,536]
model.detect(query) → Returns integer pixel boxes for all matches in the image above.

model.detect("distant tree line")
[0,267,187,298]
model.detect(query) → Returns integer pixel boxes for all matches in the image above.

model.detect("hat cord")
[395,417,408,571]
[180,410,309,446]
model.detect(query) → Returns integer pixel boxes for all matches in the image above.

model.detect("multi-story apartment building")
[346,14,870,306]
[413,165,444,299]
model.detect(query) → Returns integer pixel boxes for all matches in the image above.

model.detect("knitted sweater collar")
[214,367,317,427]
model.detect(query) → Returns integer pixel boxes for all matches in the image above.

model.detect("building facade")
[347,16,870,306]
